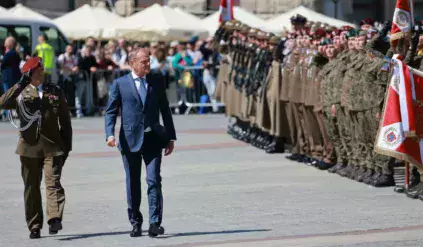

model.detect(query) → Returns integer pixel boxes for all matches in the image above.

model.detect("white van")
[0,16,69,57]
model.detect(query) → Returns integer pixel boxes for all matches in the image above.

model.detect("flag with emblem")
[375,57,423,168]
[390,0,414,42]
[218,0,234,23]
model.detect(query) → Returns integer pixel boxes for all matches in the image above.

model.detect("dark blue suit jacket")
[1,50,21,87]
[105,72,176,153]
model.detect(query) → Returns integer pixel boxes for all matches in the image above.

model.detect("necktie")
[138,78,147,104]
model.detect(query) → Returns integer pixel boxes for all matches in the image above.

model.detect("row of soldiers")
[212,15,423,200]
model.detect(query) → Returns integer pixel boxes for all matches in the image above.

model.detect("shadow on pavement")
[55,229,271,241]
[156,229,272,239]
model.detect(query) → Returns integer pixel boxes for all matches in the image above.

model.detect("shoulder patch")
[380,62,390,72]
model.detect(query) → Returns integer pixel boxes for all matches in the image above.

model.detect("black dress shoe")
[328,163,344,173]
[48,218,63,235]
[148,223,161,237]
[130,225,142,237]
[286,154,300,161]
[158,226,165,235]
[317,161,335,170]
[29,229,41,239]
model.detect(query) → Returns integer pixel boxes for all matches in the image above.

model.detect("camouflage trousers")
[314,109,335,164]
[364,107,392,175]
[323,104,346,165]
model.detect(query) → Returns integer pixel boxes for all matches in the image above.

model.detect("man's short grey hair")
[128,47,150,63]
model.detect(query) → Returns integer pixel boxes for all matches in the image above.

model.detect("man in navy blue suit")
[105,48,176,237]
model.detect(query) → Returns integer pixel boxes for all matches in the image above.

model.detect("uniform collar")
[30,84,43,91]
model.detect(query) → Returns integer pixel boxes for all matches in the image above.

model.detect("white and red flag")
[375,58,423,168]
[218,0,234,23]
[390,0,414,43]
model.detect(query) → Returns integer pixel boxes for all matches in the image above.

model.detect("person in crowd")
[0,36,21,121]
[200,37,220,113]
[96,48,119,70]
[33,34,54,83]
[105,48,176,238]
[57,45,78,105]
[150,42,168,76]
[75,45,98,118]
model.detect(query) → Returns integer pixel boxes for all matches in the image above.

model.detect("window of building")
[39,26,69,56]
[0,25,31,58]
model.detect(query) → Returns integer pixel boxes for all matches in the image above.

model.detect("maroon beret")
[22,57,43,73]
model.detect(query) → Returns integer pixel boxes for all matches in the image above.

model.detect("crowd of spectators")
[0,34,221,121]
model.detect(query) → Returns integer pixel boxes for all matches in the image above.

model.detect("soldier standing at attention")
[0,57,72,239]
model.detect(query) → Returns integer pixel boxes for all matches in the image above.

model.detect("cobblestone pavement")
[0,115,422,247]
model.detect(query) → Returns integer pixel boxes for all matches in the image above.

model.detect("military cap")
[310,24,318,34]
[325,26,336,32]
[224,21,235,30]
[234,21,243,31]
[22,57,43,73]
[257,31,273,40]
[248,28,260,38]
[346,29,357,39]
[280,30,288,38]
[341,25,354,31]
[312,28,326,40]
[357,29,368,36]
[332,29,342,36]
[240,24,250,35]
[269,35,281,45]
[360,18,374,26]
[290,14,307,24]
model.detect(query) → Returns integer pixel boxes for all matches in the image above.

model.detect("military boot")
[406,182,423,199]
[355,166,369,183]
[348,165,361,180]
[328,163,345,173]
[372,173,395,187]
[286,153,301,161]
[361,168,375,184]
[266,138,285,154]
[338,163,353,177]
[365,167,381,185]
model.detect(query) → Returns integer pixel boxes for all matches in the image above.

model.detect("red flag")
[390,0,414,42]
[219,0,234,23]
[375,58,423,169]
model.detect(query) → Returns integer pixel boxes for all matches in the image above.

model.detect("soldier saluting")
[0,57,72,239]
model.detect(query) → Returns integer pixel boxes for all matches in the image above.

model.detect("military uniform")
[0,57,72,237]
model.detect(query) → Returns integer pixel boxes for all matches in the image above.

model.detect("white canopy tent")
[9,4,51,21]
[103,4,208,41]
[53,4,122,40]
[202,6,268,36]
[264,6,356,34]
[174,7,203,21]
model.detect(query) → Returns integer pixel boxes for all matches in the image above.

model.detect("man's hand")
[164,141,174,156]
[107,136,117,147]
[90,66,97,73]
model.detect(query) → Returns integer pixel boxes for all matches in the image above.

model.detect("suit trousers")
[121,132,163,227]
[20,155,65,231]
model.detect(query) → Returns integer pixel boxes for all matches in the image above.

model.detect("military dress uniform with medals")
[0,57,72,239]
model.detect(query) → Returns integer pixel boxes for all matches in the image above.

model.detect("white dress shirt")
[30,84,43,98]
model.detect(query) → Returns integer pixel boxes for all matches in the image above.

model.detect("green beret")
[346,30,357,39]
